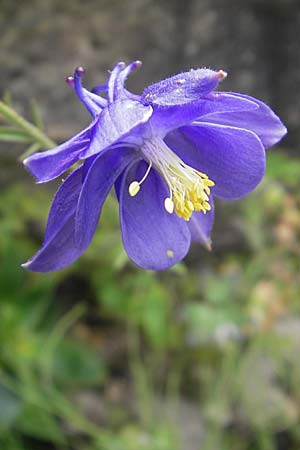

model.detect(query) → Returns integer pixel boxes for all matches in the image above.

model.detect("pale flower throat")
[128,138,214,221]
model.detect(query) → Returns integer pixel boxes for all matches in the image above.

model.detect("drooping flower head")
[23,61,286,272]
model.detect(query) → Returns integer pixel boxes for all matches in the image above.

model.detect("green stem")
[0,101,56,149]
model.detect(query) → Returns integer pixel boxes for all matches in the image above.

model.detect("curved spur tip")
[66,75,75,86]
[216,69,227,80]
[75,66,85,76]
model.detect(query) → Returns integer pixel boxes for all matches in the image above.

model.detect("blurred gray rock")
[0,0,298,147]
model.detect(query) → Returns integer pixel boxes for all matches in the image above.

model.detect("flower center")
[128,138,214,221]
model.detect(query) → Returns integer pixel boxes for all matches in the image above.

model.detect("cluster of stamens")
[162,165,214,221]
[128,138,214,221]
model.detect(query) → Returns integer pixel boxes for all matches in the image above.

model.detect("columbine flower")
[23,61,286,272]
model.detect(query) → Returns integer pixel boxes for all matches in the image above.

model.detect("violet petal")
[75,146,136,247]
[82,99,152,158]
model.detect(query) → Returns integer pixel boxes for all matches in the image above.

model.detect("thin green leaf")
[0,101,56,149]
[0,126,33,143]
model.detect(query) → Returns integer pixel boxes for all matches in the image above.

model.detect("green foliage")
[53,339,107,386]
[0,385,22,428]
[267,151,300,188]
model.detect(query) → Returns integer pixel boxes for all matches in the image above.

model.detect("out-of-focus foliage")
[0,109,300,450]
[0,96,55,160]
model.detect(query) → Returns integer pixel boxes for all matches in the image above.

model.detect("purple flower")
[23,61,286,272]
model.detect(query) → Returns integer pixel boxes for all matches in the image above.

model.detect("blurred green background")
[0,1,300,449]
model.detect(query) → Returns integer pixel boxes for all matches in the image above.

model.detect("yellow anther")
[129,181,140,197]
[164,197,174,214]
[187,200,194,211]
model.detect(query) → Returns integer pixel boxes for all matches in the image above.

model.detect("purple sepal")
[166,123,266,199]
[150,91,259,137]
[23,120,96,183]
[119,161,191,270]
[198,92,287,148]
[22,166,84,272]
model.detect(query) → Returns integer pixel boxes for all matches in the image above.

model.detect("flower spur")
[23,61,286,271]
